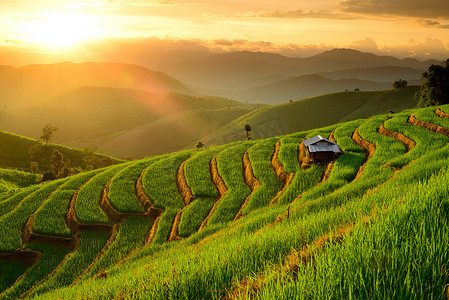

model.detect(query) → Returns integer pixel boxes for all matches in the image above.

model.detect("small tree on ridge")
[40,124,58,144]
[244,123,252,140]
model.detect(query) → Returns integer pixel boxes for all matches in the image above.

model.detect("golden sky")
[1,0,449,61]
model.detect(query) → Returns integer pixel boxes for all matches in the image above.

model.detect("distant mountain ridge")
[317,66,424,82]
[226,74,392,104]
[156,48,437,100]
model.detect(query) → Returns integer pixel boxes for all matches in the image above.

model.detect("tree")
[417,59,449,107]
[40,124,58,144]
[393,79,408,89]
[51,149,64,176]
[244,123,252,140]
[195,141,204,149]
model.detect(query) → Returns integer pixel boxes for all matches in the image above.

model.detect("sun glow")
[21,12,102,47]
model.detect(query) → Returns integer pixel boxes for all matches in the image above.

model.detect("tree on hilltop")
[196,141,204,149]
[417,59,449,107]
[393,79,407,89]
[40,124,58,144]
[244,123,252,140]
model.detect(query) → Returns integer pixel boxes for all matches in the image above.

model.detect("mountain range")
[156,48,436,96]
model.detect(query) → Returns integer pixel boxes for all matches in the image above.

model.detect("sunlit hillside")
[0,86,254,159]
[201,86,420,145]
[1,104,449,298]
[0,62,193,109]
[0,130,123,172]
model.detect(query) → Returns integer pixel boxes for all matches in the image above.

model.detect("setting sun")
[20,12,100,47]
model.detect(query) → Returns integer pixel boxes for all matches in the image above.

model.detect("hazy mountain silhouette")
[317,66,424,82]
[157,48,437,93]
[228,74,393,104]
[0,62,193,109]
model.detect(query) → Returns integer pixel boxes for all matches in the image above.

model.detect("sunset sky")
[1,0,449,64]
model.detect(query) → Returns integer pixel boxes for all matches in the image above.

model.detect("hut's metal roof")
[308,144,341,153]
[303,135,341,153]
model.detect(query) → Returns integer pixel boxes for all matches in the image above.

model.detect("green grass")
[415,105,449,128]
[75,164,128,225]
[80,216,153,280]
[35,141,449,299]
[25,230,109,298]
[206,86,419,144]
[178,198,216,238]
[108,157,164,214]
[277,132,308,173]
[0,168,40,194]
[0,130,123,171]
[298,119,366,202]
[32,169,102,237]
[3,103,449,299]
[0,243,70,300]
[0,178,68,252]
[277,125,338,204]
[246,148,449,299]
[383,111,449,167]
[0,261,29,294]
[206,142,255,226]
[142,150,194,244]
[242,138,283,214]
[0,185,41,219]
[184,145,227,198]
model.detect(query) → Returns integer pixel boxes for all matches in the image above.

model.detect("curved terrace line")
[21,186,80,250]
[352,126,376,179]
[199,154,227,231]
[71,224,120,286]
[169,206,187,241]
[136,167,165,222]
[66,176,113,233]
[146,215,161,245]
[378,121,416,153]
[408,113,449,136]
[168,159,198,241]
[234,148,261,220]
[176,160,196,206]
[435,108,449,119]
[270,140,295,205]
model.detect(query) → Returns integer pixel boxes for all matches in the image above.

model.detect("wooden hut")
[302,135,341,164]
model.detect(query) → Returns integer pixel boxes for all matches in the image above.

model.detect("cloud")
[338,0,449,19]
[1,36,448,68]
[254,8,357,20]
[417,19,449,29]
[349,37,379,52]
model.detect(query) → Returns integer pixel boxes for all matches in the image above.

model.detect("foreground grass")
[32,134,449,300]
[2,104,449,299]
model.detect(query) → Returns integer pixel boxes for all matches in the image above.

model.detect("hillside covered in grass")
[202,86,419,145]
[0,130,123,172]
[1,104,449,299]
[1,86,254,159]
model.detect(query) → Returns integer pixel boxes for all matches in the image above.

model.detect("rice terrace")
[2,0,449,299]
[1,101,449,298]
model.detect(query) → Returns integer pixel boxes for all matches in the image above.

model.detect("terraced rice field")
[1,105,449,299]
